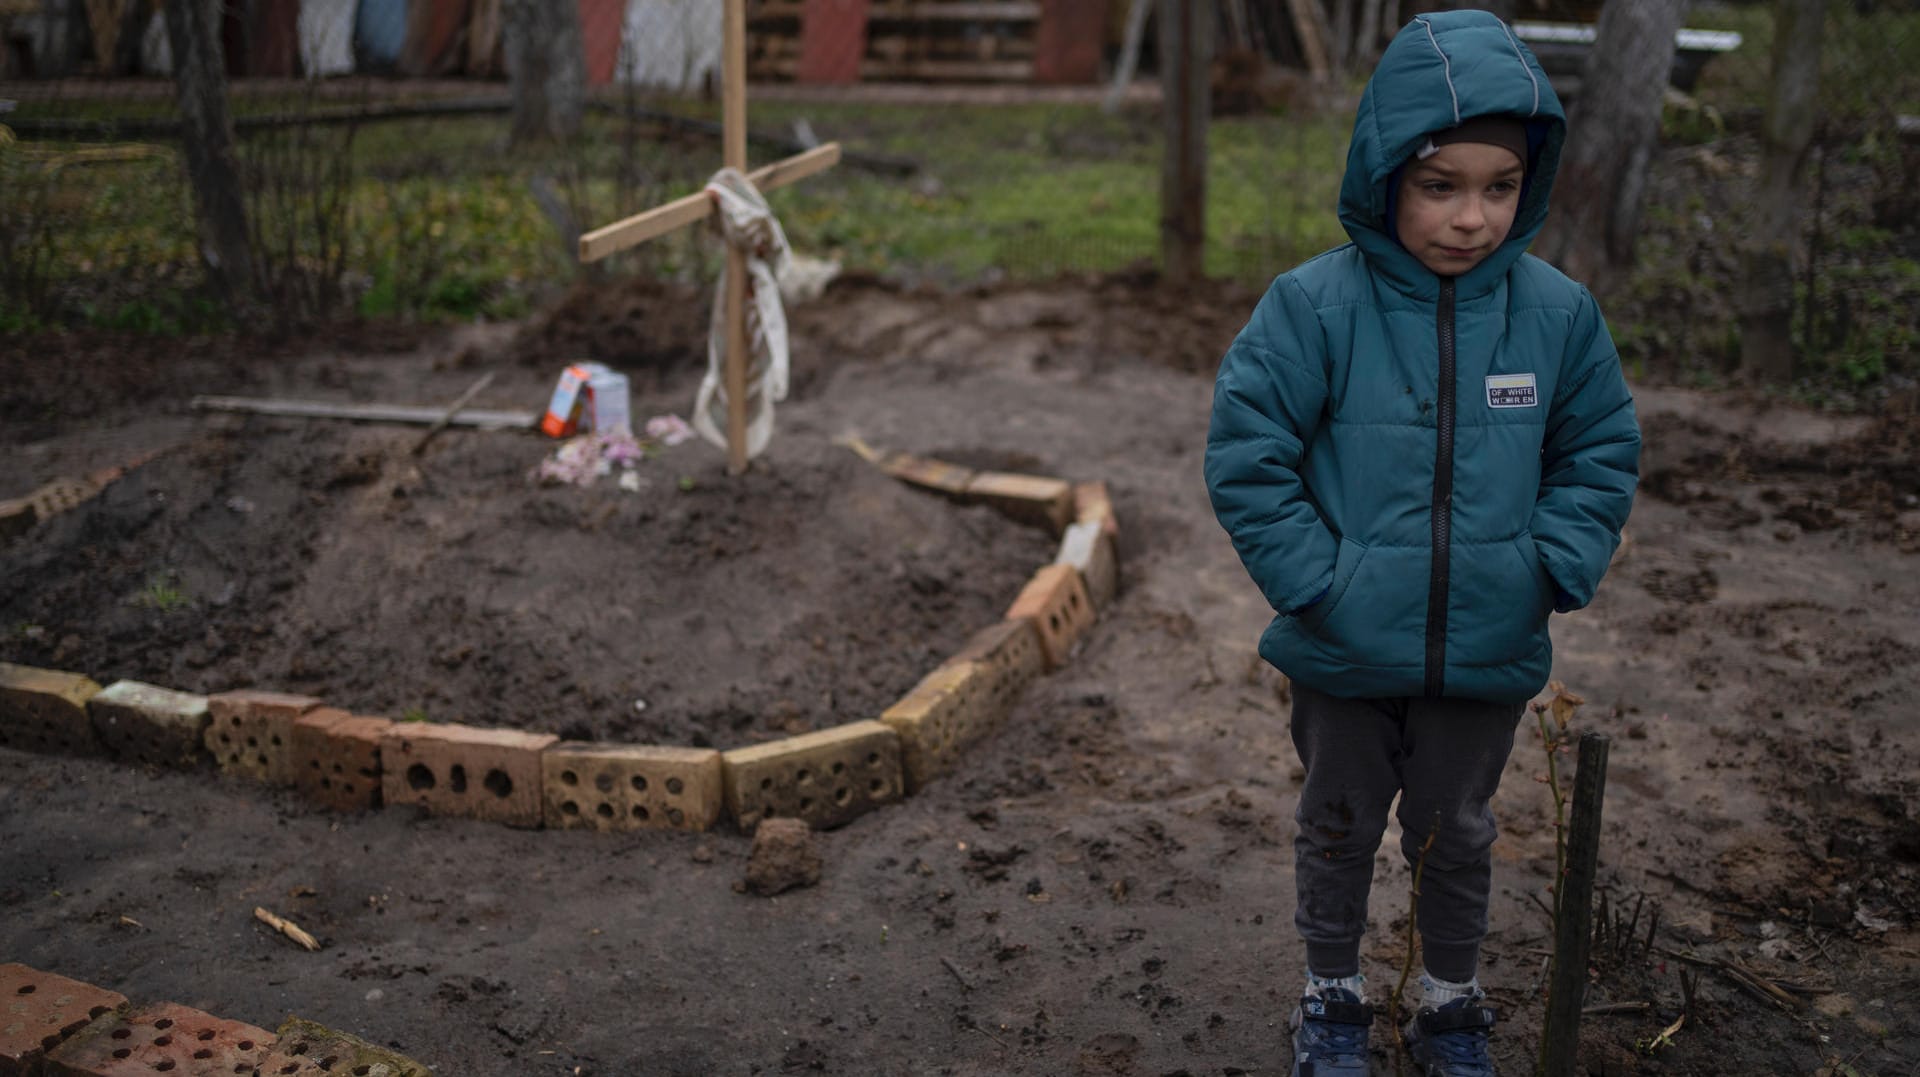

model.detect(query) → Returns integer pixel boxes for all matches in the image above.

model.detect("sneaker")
[1402,994,1498,1076]
[1289,987,1373,1076]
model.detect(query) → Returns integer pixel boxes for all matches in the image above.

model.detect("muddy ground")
[2,275,1918,1076]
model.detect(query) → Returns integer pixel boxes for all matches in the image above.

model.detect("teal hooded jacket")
[1205,10,1640,704]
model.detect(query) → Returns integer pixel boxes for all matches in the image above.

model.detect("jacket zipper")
[1424,278,1457,698]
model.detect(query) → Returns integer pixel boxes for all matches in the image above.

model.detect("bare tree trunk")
[1160,0,1210,285]
[1533,0,1686,291]
[1738,0,1824,383]
[1330,0,1355,75]
[163,0,252,303]
[503,0,585,143]
[1355,0,1386,71]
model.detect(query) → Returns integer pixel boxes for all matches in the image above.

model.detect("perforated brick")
[1007,563,1096,670]
[880,452,975,498]
[543,742,724,832]
[0,497,31,541]
[250,1016,432,1077]
[43,1001,273,1077]
[87,681,211,769]
[941,618,1046,721]
[291,709,394,813]
[722,721,904,832]
[1073,480,1119,539]
[1055,520,1119,613]
[205,691,323,785]
[880,661,1006,792]
[963,471,1074,533]
[0,663,103,757]
[0,963,127,1075]
[380,723,557,827]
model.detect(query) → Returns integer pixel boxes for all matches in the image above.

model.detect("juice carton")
[540,362,631,438]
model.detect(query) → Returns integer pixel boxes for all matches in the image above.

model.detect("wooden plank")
[191,396,536,429]
[749,141,843,192]
[867,31,1036,59]
[854,58,1035,80]
[758,0,1039,20]
[724,0,750,476]
[576,143,840,263]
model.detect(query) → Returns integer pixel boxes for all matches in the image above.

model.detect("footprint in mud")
[1075,1031,1142,1075]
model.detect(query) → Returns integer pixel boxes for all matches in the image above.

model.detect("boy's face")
[1394,141,1525,277]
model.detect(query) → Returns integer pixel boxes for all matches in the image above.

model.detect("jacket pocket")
[1298,536,1367,633]
[1511,532,1555,621]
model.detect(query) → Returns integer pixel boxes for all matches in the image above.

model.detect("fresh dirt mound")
[0,419,1054,748]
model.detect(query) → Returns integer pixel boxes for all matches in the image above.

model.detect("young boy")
[1204,10,1639,1076]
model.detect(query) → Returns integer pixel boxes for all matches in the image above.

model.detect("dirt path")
[2,278,1916,1075]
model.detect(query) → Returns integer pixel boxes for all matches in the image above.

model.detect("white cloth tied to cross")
[693,167,792,460]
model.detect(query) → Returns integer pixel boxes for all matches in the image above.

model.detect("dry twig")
[1583,1001,1652,1015]
[253,906,320,951]
[1388,813,1441,1052]
[940,956,973,992]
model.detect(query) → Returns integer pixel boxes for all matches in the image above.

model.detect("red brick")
[722,721,904,832]
[204,691,323,785]
[963,471,1074,534]
[252,1016,431,1077]
[1055,520,1119,612]
[0,964,126,1075]
[1073,480,1120,540]
[86,681,211,770]
[291,710,394,813]
[1006,563,1096,670]
[0,663,104,757]
[380,723,557,827]
[542,742,724,832]
[941,618,1045,720]
[42,1002,272,1077]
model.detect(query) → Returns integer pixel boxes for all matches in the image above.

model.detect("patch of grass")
[4,94,1351,329]
[132,573,189,613]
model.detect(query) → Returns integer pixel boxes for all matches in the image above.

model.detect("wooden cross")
[577,0,841,475]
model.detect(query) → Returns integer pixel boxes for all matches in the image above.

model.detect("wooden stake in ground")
[575,0,841,475]
[722,0,750,475]
[1540,732,1612,1076]
[413,371,496,455]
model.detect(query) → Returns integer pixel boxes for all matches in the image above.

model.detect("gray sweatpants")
[1289,683,1524,984]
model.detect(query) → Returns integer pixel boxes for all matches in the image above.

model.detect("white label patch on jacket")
[1485,373,1538,409]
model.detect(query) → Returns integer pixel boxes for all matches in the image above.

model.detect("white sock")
[1418,971,1481,1009]
[1305,970,1367,1002]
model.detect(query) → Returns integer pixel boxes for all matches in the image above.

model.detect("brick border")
[0,455,1119,835]
[0,962,433,1075]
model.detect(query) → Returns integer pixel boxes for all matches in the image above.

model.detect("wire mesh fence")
[0,0,1915,388]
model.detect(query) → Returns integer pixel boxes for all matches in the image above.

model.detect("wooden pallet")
[750,0,1100,84]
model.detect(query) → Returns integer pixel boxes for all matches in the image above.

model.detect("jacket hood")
[1338,10,1566,300]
